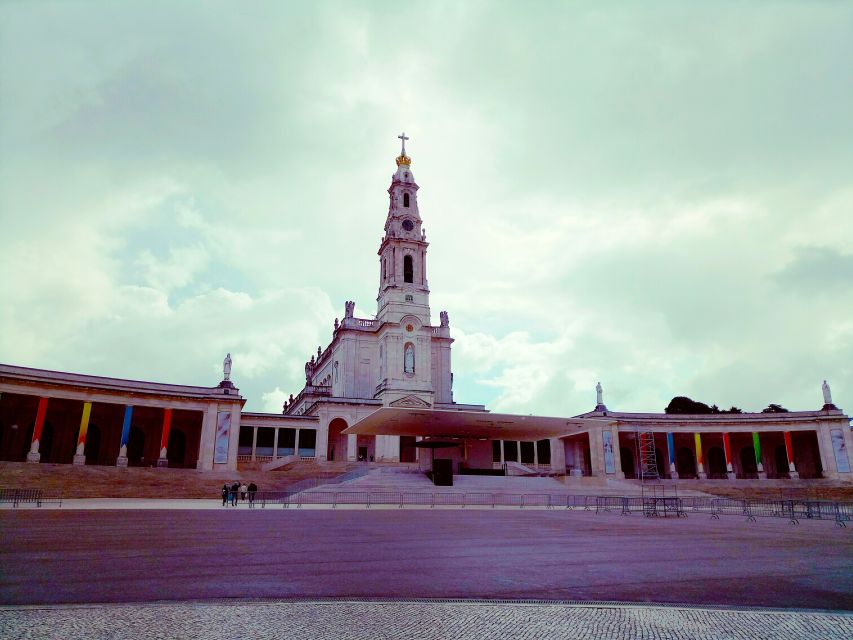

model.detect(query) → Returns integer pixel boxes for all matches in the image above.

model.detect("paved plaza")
[2,508,852,610]
[2,600,853,640]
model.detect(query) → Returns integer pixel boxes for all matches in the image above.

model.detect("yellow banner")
[77,402,92,445]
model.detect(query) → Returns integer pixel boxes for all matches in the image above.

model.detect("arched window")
[404,343,415,374]
[403,192,410,207]
[403,255,413,283]
[382,258,386,280]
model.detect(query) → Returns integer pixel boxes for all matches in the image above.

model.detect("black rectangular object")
[432,459,454,486]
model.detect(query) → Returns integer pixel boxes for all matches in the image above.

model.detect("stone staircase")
[306,468,579,495]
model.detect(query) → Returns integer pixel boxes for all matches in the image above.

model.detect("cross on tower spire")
[398,131,409,155]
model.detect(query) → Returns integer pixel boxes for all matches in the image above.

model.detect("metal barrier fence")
[240,490,852,526]
[0,488,63,508]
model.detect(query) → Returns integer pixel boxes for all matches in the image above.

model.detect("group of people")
[221,481,258,507]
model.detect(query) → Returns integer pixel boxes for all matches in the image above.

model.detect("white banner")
[830,429,850,473]
[603,430,615,474]
[214,411,231,464]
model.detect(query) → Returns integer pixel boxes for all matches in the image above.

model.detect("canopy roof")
[342,407,613,441]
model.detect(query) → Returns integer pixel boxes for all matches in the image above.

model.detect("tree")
[721,406,743,414]
[761,403,789,413]
[665,396,714,414]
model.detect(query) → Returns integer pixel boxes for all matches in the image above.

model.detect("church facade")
[275,138,485,466]
[0,140,851,484]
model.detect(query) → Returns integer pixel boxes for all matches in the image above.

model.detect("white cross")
[398,131,409,155]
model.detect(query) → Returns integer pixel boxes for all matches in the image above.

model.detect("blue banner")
[120,406,133,447]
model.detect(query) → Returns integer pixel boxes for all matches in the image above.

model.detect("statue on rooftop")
[439,311,449,328]
[822,380,833,406]
[596,381,603,406]
[223,353,232,381]
[334,318,339,330]
[345,300,355,318]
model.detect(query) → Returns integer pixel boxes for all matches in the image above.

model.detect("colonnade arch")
[707,446,726,477]
[620,447,635,479]
[84,424,101,465]
[676,447,696,478]
[327,418,348,462]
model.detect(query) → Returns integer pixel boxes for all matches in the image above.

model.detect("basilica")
[0,138,851,485]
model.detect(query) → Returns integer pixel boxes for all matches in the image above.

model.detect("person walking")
[221,483,229,507]
[230,481,239,506]
[240,482,248,503]
[248,482,257,508]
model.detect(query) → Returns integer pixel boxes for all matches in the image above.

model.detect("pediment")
[390,395,431,408]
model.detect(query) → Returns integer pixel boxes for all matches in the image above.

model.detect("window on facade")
[382,258,386,280]
[403,192,410,207]
[404,343,415,374]
[334,361,339,382]
[404,255,413,283]
[405,294,413,302]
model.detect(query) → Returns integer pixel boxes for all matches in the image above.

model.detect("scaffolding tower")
[636,430,660,481]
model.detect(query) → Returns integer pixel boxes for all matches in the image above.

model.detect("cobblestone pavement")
[2,600,852,640]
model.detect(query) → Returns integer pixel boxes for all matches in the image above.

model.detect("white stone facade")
[281,147,468,462]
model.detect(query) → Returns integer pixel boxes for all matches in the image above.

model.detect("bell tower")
[376,133,431,325]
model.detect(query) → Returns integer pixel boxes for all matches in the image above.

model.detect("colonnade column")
[666,433,678,479]
[784,432,799,479]
[695,433,707,479]
[197,405,218,470]
[588,429,604,477]
[549,438,566,474]
[516,441,521,463]
[722,433,736,480]
[499,441,505,465]
[72,401,93,465]
[116,405,133,467]
[533,441,539,467]
[272,428,279,459]
[347,433,357,461]
[251,427,258,461]
[294,428,301,458]
[26,397,49,463]
[753,432,766,479]
[157,408,172,467]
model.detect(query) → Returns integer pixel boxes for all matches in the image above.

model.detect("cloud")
[1,2,851,416]
[773,247,853,294]
[261,387,287,414]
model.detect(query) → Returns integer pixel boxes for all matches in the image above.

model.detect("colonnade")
[24,396,185,467]
[239,425,316,461]
[663,430,800,480]
[495,440,549,468]
[587,426,847,480]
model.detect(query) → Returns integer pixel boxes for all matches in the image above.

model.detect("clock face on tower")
[402,219,414,232]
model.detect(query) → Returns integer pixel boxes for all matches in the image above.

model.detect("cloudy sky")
[1,1,851,416]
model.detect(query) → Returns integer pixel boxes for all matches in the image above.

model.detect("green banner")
[752,432,762,466]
